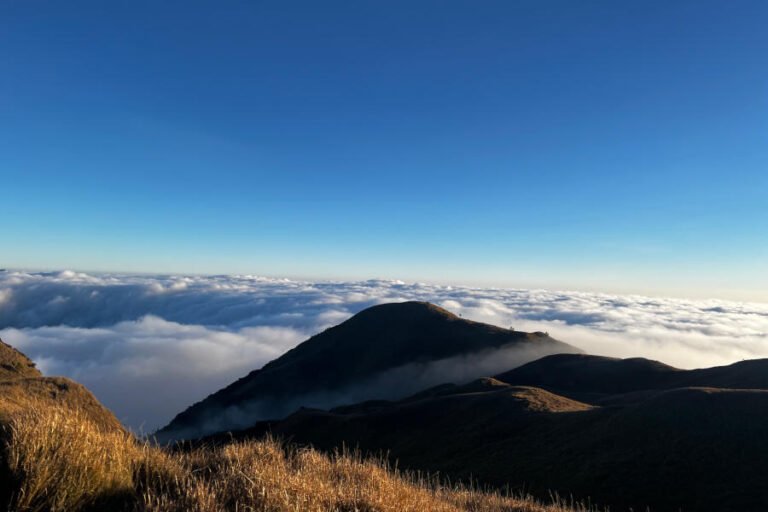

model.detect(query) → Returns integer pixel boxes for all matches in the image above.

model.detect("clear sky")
[1,1,767,301]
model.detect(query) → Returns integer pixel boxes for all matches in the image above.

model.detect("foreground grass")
[0,400,587,512]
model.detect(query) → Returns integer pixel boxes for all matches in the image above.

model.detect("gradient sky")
[1,1,767,301]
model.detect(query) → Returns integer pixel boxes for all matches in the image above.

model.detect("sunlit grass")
[1,398,590,512]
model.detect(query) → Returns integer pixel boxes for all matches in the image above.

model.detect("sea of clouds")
[1,269,767,432]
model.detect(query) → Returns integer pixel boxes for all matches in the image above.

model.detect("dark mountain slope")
[216,357,768,512]
[495,353,768,399]
[682,357,768,388]
[494,353,683,399]
[158,301,578,441]
[209,381,598,484]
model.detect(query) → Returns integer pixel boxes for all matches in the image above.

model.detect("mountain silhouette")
[220,354,768,512]
[495,352,768,398]
[157,301,578,440]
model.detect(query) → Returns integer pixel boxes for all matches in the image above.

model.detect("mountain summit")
[157,301,578,440]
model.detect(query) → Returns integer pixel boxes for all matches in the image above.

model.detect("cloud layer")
[1,270,767,432]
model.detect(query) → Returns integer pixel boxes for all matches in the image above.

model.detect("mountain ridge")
[157,301,579,440]
[495,352,768,397]
[215,355,768,512]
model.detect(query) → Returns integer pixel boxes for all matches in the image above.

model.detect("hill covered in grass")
[0,339,124,431]
[225,354,768,512]
[158,301,578,441]
[0,337,584,512]
[0,340,40,381]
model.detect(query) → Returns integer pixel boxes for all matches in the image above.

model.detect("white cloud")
[0,316,305,433]
[1,269,767,432]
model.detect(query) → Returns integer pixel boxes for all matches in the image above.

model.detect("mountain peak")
[157,301,579,440]
[335,301,464,331]
[355,301,458,318]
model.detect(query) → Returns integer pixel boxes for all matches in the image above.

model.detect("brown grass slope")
[0,338,126,509]
[226,362,768,512]
[0,340,41,381]
[0,339,124,431]
[0,377,124,432]
[159,301,578,440]
[0,338,584,512]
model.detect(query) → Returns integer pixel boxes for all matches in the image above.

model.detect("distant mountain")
[220,355,768,512]
[496,352,768,397]
[157,301,578,440]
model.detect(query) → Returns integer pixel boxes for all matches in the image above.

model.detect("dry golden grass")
[0,397,589,512]
[0,377,125,432]
[3,405,136,511]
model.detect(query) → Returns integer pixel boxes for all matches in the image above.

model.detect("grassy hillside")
[0,338,583,512]
[231,374,768,511]
[0,401,586,512]
[0,340,42,381]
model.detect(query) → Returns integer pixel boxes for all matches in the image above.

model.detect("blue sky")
[1,1,767,300]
